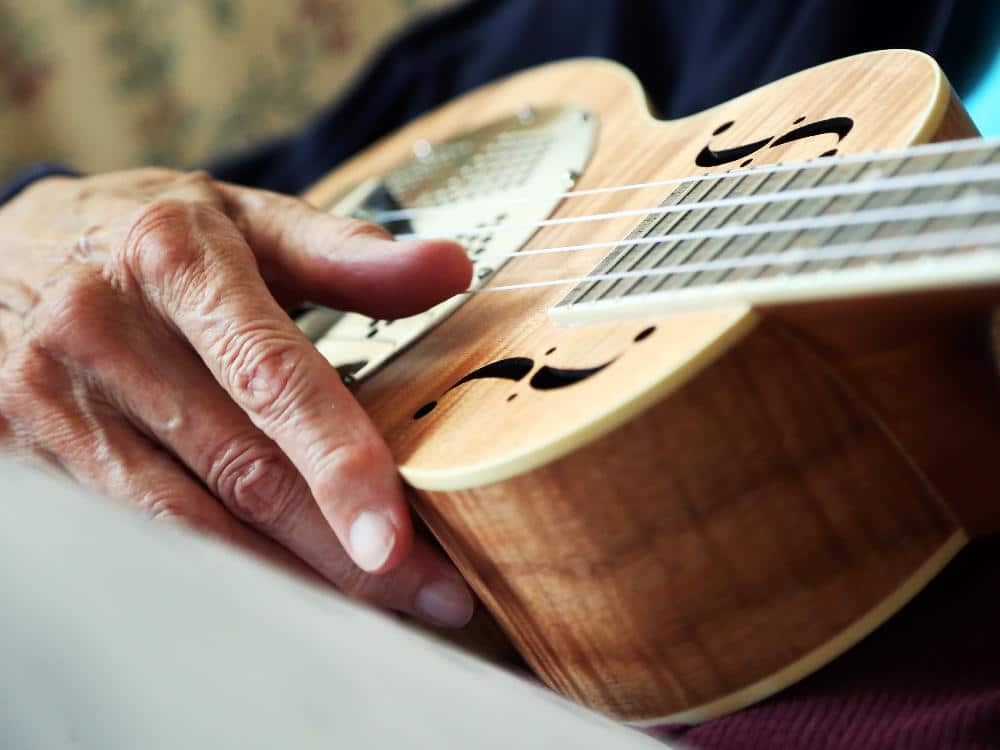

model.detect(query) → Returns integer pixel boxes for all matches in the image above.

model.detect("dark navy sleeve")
[4,0,988,202]
[0,163,79,207]
[207,0,986,197]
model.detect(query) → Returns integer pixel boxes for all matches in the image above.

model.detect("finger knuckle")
[221,330,310,423]
[314,440,388,499]
[139,490,195,524]
[0,342,63,412]
[169,171,224,205]
[136,481,223,536]
[124,166,182,184]
[335,217,393,244]
[0,339,112,463]
[209,443,302,530]
[96,167,180,196]
[117,199,203,291]
[337,567,378,601]
[29,274,115,360]
[183,170,215,188]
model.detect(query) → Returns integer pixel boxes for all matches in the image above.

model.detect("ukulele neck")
[551,137,1000,326]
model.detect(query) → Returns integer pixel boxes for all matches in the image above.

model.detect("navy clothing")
[2,0,995,203]
[0,163,78,206]
[208,0,995,194]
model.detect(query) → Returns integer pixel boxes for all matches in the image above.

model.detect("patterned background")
[0,0,456,182]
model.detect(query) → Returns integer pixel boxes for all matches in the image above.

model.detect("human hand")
[0,169,476,627]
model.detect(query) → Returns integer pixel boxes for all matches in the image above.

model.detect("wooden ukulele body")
[304,50,1000,723]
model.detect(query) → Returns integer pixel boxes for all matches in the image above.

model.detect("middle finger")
[52,282,473,626]
[110,199,413,574]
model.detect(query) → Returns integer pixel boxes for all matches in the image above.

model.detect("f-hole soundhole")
[635,326,656,342]
[412,327,656,420]
[413,401,437,420]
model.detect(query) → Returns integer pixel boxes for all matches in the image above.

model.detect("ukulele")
[298,49,1000,726]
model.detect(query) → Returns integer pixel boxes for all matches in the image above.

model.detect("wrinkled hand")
[0,169,475,627]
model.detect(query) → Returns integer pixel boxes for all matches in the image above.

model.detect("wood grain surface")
[304,51,997,722]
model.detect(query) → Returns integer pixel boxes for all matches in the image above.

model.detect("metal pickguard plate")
[297,105,598,382]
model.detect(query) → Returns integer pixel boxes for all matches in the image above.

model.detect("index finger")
[216,181,472,319]
[117,199,413,573]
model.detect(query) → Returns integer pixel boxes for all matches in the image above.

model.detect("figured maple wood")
[930,89,982,143]
[304,51,998,722]
[412,321,959,718]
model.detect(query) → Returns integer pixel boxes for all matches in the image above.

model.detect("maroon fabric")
[644,536,1000,749]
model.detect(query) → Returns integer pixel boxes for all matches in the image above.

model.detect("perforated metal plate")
[298,105,598,382]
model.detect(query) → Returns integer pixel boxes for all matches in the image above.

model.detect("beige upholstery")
[0,0,457,182]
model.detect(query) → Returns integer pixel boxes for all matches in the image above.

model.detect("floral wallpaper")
[0,0,457,181]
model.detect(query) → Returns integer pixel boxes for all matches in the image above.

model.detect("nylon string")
[459,224,1000,295]
[393,163,1000,241]
[372,135,1000,225]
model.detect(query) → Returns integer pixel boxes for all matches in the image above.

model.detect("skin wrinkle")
[90,320,188,441]
[72,225,113,264]
[15,359,90,479]
[231,456,307,533]
[70,377,114,466]
[0,278,39,317]
[236,333,314,428]
[130,203,203,294]
[188,260,238,321]
[0,167,475,627]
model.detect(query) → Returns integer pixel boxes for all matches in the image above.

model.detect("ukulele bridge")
[298,105,598,383]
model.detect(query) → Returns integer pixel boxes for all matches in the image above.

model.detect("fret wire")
[706,164,834,287]
[654,174,758,292]
[479,224,1000,295]
[668,167,828,291]
[583,175,722,304]
[574,176,707,305]
[838,195,911,271]
[968,209,997,239]
[397,159,1000,242]
[664,173,759,292]
[872,189,938,267]
[791,162,885,276]
[654,179,771,292]
[883,213,931,263]
[372,137,1000,223]
[830,168,920,273]
[770,176,849,278]
[798,154,944,275]
[871,151,974,267]
[912,147,996,247]
[821,158,908,272]
[571,176,705,305]
[621,172,750,299]
[827,147,989,274]
[472,193,1000,271]
[776,164,888,273]
[760,150,987,279]
[708,168,820,287]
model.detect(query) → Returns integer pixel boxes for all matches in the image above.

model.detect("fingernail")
[416,578,475,628]
[349,511,396,572]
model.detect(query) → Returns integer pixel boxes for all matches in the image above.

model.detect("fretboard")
[550,138,1000,323]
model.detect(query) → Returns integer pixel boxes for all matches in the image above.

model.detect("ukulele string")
[439,193,1000,261]
[371,135,1000,225]
[19,141,998,297]
[455,223,1000,295]
[392,163,1000,242]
